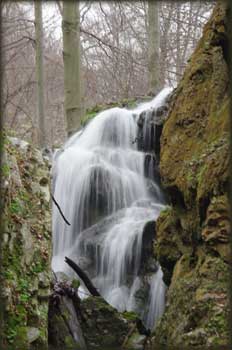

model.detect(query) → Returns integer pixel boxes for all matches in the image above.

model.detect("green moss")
[81,97,140,127]
[9,199,24,215]
[1,163,10,177]
[14,327,28,349]
[196,163,207,185]
[159,206,172,219]
[64,335,77,348]
[31,261,45,274]
[71,279,80,289]
[3,269,15,280]
[122,311,137,322]
[81,111,97,127]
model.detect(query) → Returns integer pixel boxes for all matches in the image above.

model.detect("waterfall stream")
[52,88,171,330]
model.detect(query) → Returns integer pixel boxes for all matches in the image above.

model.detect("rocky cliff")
[152,3,230,347]
[1,137,52,349]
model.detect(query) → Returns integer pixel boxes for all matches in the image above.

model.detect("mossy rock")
[154,207,183,285]
[153,4,230,347]
[201,195,230,261]
[122,310,138,322]
[153,250,229,347]
[160,3,229,216]
[79,297,131,349]
[2,138,52,349]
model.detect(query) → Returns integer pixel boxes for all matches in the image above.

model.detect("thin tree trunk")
[176,3,181,81]
[148,0,160,95]
[62,0,82,137]
[160,3,174,87]
[34,1,46,147]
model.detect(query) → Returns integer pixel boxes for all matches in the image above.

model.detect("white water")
[52,87,171,329]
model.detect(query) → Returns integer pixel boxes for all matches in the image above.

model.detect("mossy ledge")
[151,3,230,348]
[81,95,153,127]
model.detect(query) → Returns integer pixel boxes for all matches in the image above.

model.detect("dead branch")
[52,194,71,226]
[65,256,101,297]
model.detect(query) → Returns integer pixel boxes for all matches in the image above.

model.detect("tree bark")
[34,1,46,147]
[62,0,83,137]
[148,0,160,95]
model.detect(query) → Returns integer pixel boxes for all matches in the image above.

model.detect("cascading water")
[52,87,171,330]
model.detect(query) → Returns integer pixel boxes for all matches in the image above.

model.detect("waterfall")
[52,87,171,330]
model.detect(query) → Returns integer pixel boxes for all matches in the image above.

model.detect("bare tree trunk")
[148,0,160,95]
[160,3,174,87]
[34,1,46,147]
[62,0,82,137]
[176,3,182,81]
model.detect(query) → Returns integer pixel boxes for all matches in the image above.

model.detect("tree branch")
[52,194,71,226]
[65,257,101,297]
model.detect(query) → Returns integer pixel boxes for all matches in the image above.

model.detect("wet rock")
[140,221,158,275]
[144,154,161,184]
[154,207,182,286]
[137,98,170,158]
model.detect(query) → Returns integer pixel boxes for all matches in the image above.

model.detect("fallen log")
[65,256,101,297]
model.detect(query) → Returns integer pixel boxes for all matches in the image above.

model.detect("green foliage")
[5,307,27,344]
[19,189,30,203]
[9,199,23,215]
[31,261,45,274]
[17,279,30,304]
[4,269,15,280]
[6,328,17,343]
[1,164,10,177]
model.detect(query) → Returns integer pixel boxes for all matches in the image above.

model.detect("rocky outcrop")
[48,277,146,350]
[151,4,230,348]
[1,137,51,349]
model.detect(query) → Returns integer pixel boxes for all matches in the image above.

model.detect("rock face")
[1,137,52,349]
[152,4,230,347]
